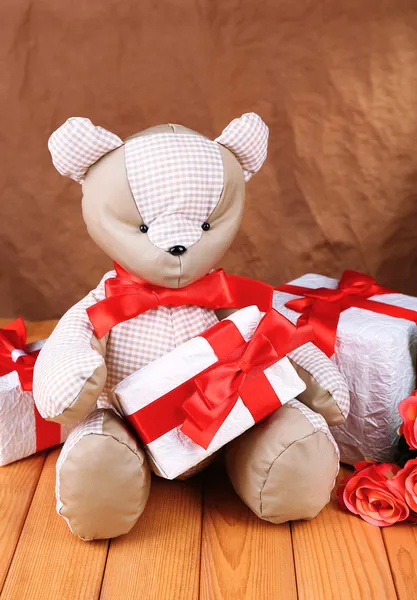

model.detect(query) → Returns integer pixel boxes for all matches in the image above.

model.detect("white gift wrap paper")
[0,341,74,466]
[114,306,307,479]
[273,274,417,464]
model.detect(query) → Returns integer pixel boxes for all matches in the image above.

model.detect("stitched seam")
[57,431,148,539]
[45,360,107,420]
[288,350,348,419]
[177,254,183,288]
[316,387,344,420]
[122,143,143,222]
[259,431,316,517]
[313,381,345,419]
[168,306,178,349]
[259,430,339,519]
[292,360,345,420]
[57,431,145,494]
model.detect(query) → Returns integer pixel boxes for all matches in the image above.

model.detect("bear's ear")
[215,113,269,182]
[48,117,123,183]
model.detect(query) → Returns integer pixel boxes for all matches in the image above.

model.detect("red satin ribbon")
[277,270,417,357]
[87,263,275,339]
[0,318,61,452]
[127,309,313,449]
[0,318,38,391]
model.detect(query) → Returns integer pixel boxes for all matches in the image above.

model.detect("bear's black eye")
[139,224,149,233]
[201,222,211,231]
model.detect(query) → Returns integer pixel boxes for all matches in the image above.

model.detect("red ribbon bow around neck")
[0,318,39,391]
[179,309,313,448]
[87,263,275,339]
[277,270,417,357]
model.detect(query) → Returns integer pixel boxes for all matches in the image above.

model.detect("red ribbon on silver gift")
[0,318,61,452]
[126,309,313,449]
[277,270,417,358]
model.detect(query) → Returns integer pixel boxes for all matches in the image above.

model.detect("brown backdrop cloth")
[1,0,417,319]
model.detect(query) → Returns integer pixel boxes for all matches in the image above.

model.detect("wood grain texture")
[0,320,14,328]
[100,475,202,600]
[1,448,108,600]
[200,464,297,600]
[2,318,417,599]
[26,319,58,343]
[0,453,46,592]
[383,524,417,600]
[0,318,57,341]
[0,320,56,592]
[291,467,398,600]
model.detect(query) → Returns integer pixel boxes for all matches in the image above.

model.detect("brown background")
[1,0,417,319]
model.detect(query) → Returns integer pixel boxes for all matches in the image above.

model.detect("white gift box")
[113,306,307,479]
[0,340,74,466]
[273,273,417,464]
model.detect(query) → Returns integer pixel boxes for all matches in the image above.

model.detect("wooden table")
[0,320,416,600]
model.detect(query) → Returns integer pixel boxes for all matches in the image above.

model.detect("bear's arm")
[33,271,114,424]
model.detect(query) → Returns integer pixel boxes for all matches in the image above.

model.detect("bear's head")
[48,114,268,288]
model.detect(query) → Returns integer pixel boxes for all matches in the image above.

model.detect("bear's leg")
[56,408,151,540]
[225,400,339,523]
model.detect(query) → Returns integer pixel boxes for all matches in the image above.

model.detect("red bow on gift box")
[180,309,313,447]
[0,317,39,391]
[127,309,313,449]
[277,270,417,357]
[0,318,61,453]
[88,263,275,338]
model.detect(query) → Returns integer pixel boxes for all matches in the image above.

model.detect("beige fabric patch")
[56,408,150,540]
[225,400,339,523]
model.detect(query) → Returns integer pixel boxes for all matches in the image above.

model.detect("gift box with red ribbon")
[0,318,74,466]
[274,271,417,464]
[113,306,312,479]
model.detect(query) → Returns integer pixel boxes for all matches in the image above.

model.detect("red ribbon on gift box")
[126,309,313,449]
[88,263,275,339]
[0,318,61,452]
[0,317,38,391]
[277,270,417,358]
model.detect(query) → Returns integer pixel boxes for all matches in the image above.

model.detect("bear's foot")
[225,400,339,523]
[56,408,151,540]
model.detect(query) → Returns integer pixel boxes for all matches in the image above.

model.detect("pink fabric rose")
[387,458,417,523]
[398,392,417,450]
[338,462,409,527]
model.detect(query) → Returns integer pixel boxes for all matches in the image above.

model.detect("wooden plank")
[1,448,108,600]
[0,320,14,328]
[383,524,417,600]
[291,467,398,600]
[0,453,46,592]
[0,320,58,591]
[0,318,57,340]
[101,474,202,600]
[26,319,58,343]
[200,464,297,600]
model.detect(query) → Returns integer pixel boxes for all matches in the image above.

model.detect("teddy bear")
[33,113,349,541]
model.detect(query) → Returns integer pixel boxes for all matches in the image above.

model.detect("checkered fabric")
[48,117,123,183]
[287,399,340,458]
[125,134,224,250]
[215,113,269,182]
[103,304,218,394]
[289,342,350,418]
[33,273,111,419]
[33,270,219,419]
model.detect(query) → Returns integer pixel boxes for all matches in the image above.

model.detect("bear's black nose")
[169,245,187,256]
